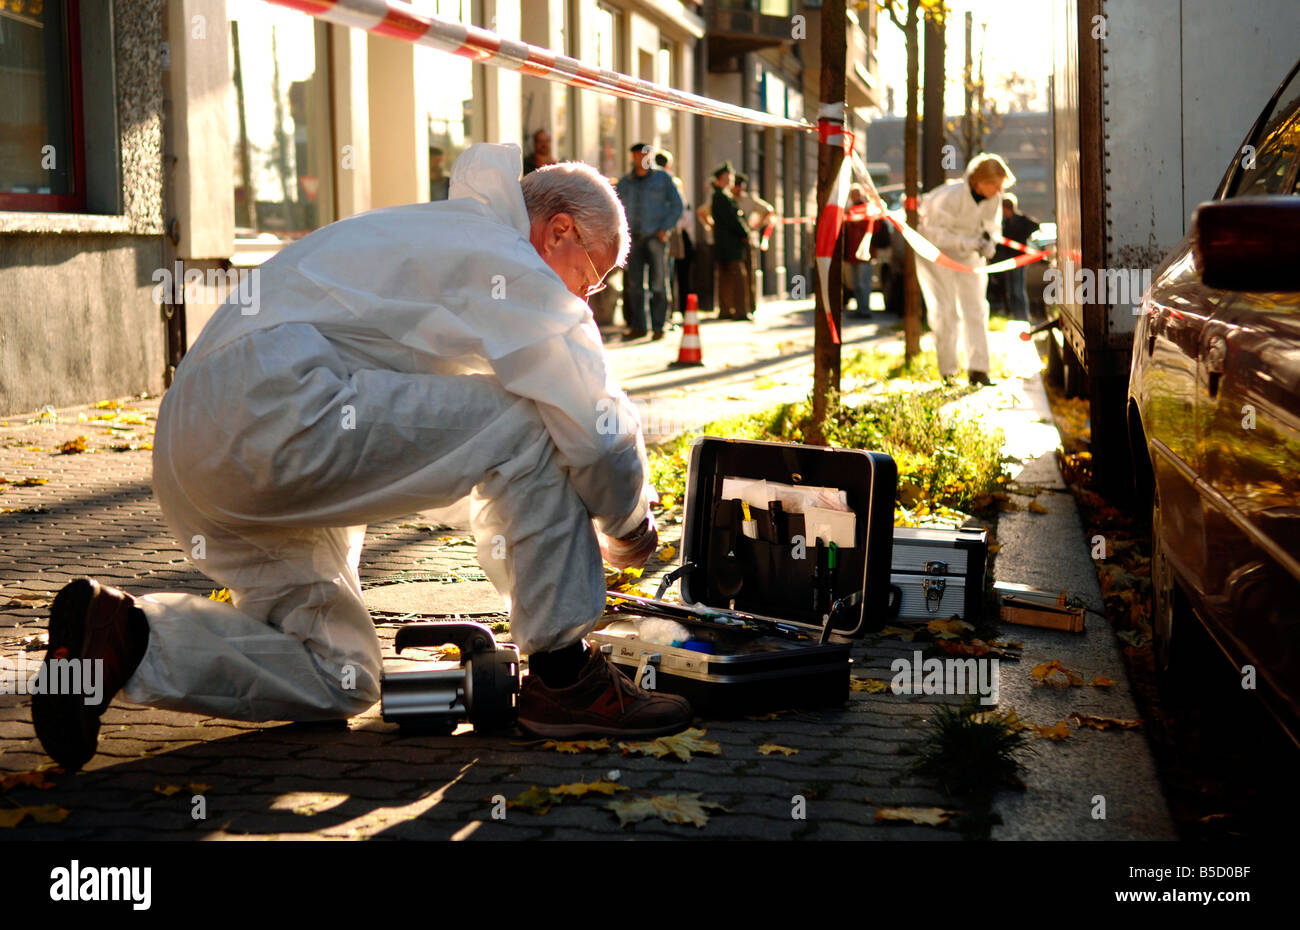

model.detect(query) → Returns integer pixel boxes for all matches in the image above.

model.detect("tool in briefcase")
[888,525,989,622]
[589,437,897,715]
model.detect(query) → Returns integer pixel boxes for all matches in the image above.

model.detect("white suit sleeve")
[484,278,653,538]
[919,185,978,255]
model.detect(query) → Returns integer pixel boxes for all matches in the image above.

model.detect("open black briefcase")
[589,437,897,715]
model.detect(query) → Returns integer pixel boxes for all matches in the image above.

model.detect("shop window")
[228,0,334,240]
[0,0,86,213]
[423,0,476,198]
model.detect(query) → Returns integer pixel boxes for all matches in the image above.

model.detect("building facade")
[0,0,875,415]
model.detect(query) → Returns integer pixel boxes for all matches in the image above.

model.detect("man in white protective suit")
[914,153,1015,386]
[32,143,693,771]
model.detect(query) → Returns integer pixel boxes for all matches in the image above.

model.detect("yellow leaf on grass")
[1069,713,1142,731]
[758,744,799,756]
[1032,721,1072,741]
[606,793,730,828]
[619,727,721,762]
[1028,499,1050,514]
[874,806,958,826]
[0,770,55,792]
[850,678,889,693]
[540,738,611,754]
[548,779,626,798]
[927,617,975,640]
[57,436,88,454]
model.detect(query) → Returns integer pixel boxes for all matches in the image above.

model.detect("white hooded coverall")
[123,143,654,721]
[914,176,1003,376]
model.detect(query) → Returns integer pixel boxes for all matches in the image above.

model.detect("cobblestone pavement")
[0,314,1174,841]
[0,396,964,841]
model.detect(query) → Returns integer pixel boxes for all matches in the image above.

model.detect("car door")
[1196,61,1300,714]
[1137,245,1221,600]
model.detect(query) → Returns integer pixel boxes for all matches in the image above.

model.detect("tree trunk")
[902,0,922,360]
[921,9,945,193]
[811,0,848,434]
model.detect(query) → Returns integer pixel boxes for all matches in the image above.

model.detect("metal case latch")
[922,560,948,614]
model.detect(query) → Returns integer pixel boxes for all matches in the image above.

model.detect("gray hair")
[520,161,631,267]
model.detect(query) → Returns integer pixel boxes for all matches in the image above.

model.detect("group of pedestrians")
[518,128,1040,383]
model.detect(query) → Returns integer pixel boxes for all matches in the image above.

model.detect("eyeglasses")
[573,227,608,297]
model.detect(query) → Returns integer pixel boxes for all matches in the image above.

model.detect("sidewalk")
[0,301,1174,839]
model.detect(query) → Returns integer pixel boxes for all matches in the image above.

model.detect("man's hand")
[978,231,997,260]
[656,230,669,243]
[600,512,659,570]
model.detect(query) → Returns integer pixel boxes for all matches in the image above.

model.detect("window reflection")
[229,0,333,238]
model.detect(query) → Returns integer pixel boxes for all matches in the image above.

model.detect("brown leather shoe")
[517,645,693,739]
[32,579,149,771]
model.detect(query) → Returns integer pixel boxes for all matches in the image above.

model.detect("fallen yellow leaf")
[1031,659,1084,688]
[0,770,55,792]
[208,588,232,603]
[548,779,626,798]
[619,727,720,762]
[154,784,182,797]
[874,806,958,826]
[606,793,730,828]
[1089,676,1114,688]
[850,678,889,693]
[539,739,611,754]
[1032,721,1072,741]
[970,707,1029,732]
[57,436,88,455]
[927,617,975,640]
[1069,713,1142,730]
[507,786,557,814]
[0,804,70,827]
[1028,500,1050,514]
[658,544,677,562]
[757,744,799,756]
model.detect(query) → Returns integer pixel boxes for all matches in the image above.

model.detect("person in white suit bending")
[33,143,694,771]
[914,153,1015,385]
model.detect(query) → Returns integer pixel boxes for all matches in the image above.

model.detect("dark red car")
[1128,56,1300,745]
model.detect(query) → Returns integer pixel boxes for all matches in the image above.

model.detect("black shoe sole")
[31,579,101,771]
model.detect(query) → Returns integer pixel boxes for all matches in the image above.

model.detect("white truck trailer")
[1049,0,1300,494]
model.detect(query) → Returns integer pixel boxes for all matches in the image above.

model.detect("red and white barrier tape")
[265,0,813,131]
[847,151,1052,275]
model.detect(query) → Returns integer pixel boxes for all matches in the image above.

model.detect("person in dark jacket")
[990,193,1039,321]
[710,163,751,320]
[615,143,683,340]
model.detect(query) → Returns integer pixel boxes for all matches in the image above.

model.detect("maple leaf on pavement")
[607,793,730,828]
[619,727,721,762]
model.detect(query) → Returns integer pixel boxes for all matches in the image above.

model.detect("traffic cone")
[670,294,704,367]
